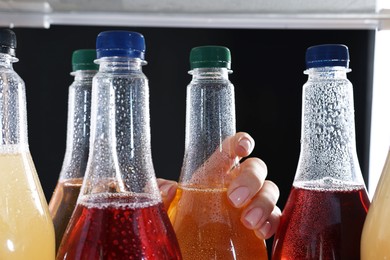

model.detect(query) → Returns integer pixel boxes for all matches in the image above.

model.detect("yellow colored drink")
[361,149,390,259]
[168,185,268,259]
[0,151,55,259]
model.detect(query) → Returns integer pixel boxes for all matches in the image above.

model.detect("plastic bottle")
[272,44,370,259]
[0,28,55,259]
[361,147,390,259]
[168,45,268,259]
[56,31,182,259]
[49,49,97,252]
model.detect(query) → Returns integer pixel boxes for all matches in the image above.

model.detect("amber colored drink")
[361,150,390,259]
[168,186,268,259]
[57,193,182,259]
[272,184,370,260]
[49,178,82,251]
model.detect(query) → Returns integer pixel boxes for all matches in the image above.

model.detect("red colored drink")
[272,184,370,260]
[56,193,182,260]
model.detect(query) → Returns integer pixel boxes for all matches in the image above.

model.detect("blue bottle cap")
[96,31,145,60]
[306,44,349,69]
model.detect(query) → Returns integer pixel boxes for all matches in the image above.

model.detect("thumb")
[191,132,255,184]
[157,178,178,210]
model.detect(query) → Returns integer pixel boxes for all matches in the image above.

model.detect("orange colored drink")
[49,178,82,251]
[168,185,268,259]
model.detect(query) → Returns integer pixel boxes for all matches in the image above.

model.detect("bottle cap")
[72,49,98,71]
[0,29,16,57]
[190,46,231,69]
[306,44,349,69]
[96,31,145,60]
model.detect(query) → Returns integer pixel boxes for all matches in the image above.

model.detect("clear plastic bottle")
[49,49,97,252]
[361,147,390,259]
[0,29,55,259]
[272,44,370,259]
[168,46,268,259]
[56,31,182,259]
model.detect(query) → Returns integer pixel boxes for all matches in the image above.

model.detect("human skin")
[158,132,281,240]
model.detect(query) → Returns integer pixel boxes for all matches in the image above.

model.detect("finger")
[254,206,282,239]
[157,178,178,210]
[239,181,280,231]
[227,157,267,208]
[193,132,255,180]
[231,132,255,159]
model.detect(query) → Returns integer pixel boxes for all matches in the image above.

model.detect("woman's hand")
[158,132,281,240]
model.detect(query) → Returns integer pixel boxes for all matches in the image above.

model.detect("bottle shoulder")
[95,70,147,80]
[304,77,351,83]
[0,68,23,83]
[189,79,233,88]
[303,78,352,90]
[69,80,93,89]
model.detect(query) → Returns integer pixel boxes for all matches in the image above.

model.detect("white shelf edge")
[0,12,50,28]
[1,10,390,30]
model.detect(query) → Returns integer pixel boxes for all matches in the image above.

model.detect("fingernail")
[238,138,252,153]
[257,221,271,239]
[228,186,250,207]
[244,208,263,228]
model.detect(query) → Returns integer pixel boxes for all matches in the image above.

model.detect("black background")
[11,25,374,251]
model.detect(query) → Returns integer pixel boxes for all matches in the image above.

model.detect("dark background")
[11,25,374,250]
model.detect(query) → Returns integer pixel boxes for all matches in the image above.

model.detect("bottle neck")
[82,56,157,196]
[304,66,350,79]
[181,67,236,188]
[0,53,28,151]
[189,67,231,80]
[295,66,364,188]
[96,56,145,73]
[0,53,18,70]
[59,70,96,180]
[71,70,96,81]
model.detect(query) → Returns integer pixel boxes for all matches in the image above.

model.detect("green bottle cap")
[190,46,231,69]
[72,49,98,71]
